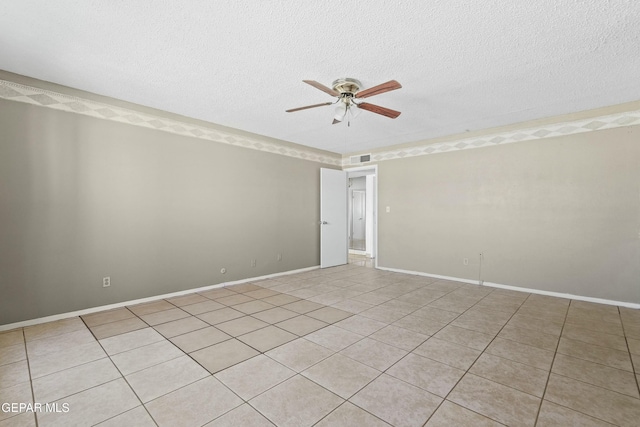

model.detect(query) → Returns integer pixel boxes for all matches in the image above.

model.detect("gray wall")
[0,99,327,325]
[378,125,640,304]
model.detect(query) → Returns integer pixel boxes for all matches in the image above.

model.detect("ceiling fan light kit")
[287,78,402,125]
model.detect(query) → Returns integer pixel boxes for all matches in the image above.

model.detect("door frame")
[345,164,378,268]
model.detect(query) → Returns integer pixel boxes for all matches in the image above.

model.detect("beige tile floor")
[1,258,640,426]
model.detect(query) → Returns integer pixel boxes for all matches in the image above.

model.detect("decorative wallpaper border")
[2,79,638,167]
[344,108,640,165]
[0,80,342,166]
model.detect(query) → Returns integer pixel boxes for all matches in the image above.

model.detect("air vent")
[350,154,371,164]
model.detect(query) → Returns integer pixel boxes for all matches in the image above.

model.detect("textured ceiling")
[1,1,639,155]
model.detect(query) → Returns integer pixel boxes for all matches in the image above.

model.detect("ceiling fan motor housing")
[332,78,362,95]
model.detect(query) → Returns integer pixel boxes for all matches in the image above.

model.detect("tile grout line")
[531,298,571,426]
[80,315,160,427]
[14,262,638,426]
[621,309,640,397]
[532,303,635,425]
[121,272,460,424]
[205,281,386,425]
[8,266,385,426]
[301,277,521,425]
[305,351,384,423]
[22,328,39,427]
[309,400,390,427]
[166,287,352,426]
[418,286,530,426]
[385,281,537,425]
[120,269,533,424]
[527,295,566,426]
[27,318,160,425]
[214,332,341,425]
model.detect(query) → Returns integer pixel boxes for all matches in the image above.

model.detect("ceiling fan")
[286,78,402,125]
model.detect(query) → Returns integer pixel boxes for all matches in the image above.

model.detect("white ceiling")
[1,1,639,154]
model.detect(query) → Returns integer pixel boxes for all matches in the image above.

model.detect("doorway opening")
[345,165,377,264]
[349,185,366,251]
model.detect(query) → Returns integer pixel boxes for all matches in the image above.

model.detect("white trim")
[0,265,319,332]
[377,266,479,286]
[481,281,640,309]
[377,266,640,309]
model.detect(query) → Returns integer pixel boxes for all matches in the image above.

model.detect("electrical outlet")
[463,258,469,265]
[102,276,111,288]
[251,259,256,268]
[277,253,282,261]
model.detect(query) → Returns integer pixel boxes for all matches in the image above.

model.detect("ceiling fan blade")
[303,80,340,97]
[355,80,402,98]
[286,102,333,113]
[357,102,401,119]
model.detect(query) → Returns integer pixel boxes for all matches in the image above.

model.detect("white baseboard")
[377,266,479,286]
[377,266,640,310]
[481,281,640,309]
[0,265,320,332]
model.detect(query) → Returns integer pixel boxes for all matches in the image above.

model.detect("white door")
[320,168,348,268]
